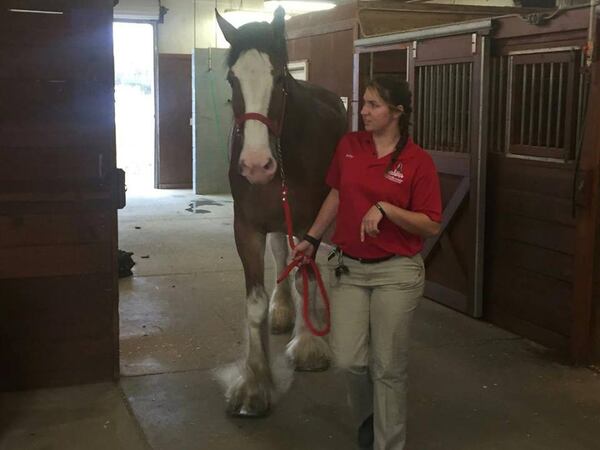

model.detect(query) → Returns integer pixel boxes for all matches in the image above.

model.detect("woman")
[293,76,442,450]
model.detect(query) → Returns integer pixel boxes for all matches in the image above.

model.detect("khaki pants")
[328,254,424,450]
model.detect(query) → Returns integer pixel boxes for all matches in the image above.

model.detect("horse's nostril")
[263,158,275,171]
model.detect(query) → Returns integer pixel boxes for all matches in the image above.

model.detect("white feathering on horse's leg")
[214,285,295,413]
[220,287,273,417]
[268,233,295,334]
[286,268,331,371]
[214,355,294,411]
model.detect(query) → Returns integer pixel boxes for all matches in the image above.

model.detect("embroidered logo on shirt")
[345,153,355,159]
[384,162,404,184]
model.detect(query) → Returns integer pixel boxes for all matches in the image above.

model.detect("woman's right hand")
[291,240,314,264]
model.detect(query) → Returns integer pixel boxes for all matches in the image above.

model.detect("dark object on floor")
[118,250,135,278]
[358,414,374,449]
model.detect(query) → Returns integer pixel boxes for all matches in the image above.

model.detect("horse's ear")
[215,9,238,45]
[272,6,286,39]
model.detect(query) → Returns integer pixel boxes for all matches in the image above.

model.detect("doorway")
[113,22,156,191]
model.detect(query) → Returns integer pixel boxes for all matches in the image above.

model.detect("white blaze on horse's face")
[233,49,278,185]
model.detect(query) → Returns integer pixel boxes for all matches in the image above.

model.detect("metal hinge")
[412,40,417,59]
[471,33,477,54]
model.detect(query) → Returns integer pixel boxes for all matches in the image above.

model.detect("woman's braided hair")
[365,76,412,171]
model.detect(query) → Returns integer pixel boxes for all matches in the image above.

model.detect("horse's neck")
[284,78,303,112]
[280,82,307,150]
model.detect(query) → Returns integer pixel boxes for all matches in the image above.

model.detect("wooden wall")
[158,53,193,189]
[286,2,356,129]
[0,0,120,389]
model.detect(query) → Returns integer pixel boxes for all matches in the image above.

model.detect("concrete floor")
[2,188,600,450]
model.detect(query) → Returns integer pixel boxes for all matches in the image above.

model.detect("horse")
[215,7,347,417]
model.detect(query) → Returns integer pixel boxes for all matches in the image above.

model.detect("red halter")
[234,113,280,137]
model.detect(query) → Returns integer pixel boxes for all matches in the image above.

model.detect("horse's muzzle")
[238,154,278,184]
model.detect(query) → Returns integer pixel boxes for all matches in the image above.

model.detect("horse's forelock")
[226,22,288,69]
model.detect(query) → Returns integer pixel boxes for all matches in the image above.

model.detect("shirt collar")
[360,132,419,164]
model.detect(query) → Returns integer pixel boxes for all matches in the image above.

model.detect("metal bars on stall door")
[512,60,569,149]
[489,50,585,160]
[415,62,472,153]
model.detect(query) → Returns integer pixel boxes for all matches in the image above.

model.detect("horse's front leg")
[227,219,272,417]
[268,232,295,334]
[286,269,331,371]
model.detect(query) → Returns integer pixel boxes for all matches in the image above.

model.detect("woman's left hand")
[360,205,384,242]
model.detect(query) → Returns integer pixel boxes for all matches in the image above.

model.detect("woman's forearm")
[378,201,440,238]
[307,189,339,239]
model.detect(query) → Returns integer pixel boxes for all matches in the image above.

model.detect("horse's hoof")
[286,333,331,372]
[226,377,271,418]
[228,405,270,418]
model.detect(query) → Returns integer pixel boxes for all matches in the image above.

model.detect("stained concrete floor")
[2,188,600,450]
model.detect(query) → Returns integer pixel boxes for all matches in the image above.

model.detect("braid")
[387,111,411,171]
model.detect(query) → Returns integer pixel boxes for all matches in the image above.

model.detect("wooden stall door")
[410,32,490,317]
[484,46,590,355]
[158,53,192,189]
[0,0,122,390]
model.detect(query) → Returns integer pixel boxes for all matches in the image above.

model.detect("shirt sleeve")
[410,154,442,223]
[325,134,348,190]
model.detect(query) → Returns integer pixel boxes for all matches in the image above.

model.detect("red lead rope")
[276,184,331,336]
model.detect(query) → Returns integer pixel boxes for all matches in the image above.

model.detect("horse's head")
[216,8,289,185]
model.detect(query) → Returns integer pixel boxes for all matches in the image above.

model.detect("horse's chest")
[233,186,284,226]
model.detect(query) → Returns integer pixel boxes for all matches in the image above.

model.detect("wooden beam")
[422,175,470,260]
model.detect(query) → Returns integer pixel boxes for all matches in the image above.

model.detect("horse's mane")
[226,21,288,68]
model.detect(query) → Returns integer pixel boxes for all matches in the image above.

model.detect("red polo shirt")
[326,131,442,258]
